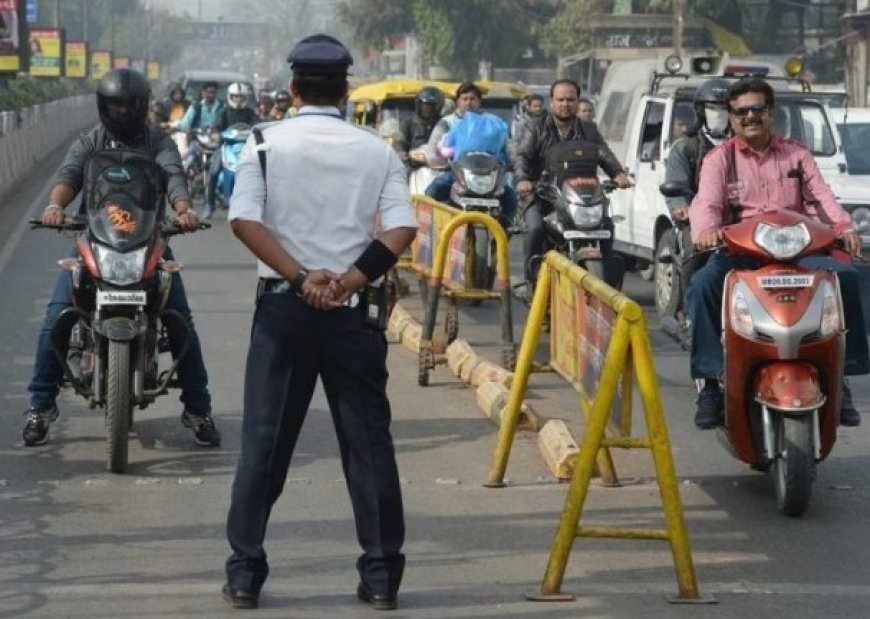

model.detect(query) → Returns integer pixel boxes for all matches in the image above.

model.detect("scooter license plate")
[563,230,611,240]
[458,197,500,208]
[757,274,814,288]
[96,290,147,308]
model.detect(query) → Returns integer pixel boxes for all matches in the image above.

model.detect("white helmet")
[227,82,248,109]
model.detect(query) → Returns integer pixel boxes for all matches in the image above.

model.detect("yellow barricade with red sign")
[400,196,515,386]
[484,251,709,604]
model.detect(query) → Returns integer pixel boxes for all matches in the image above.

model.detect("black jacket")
[396,114,438,155]
[514,114,625,183]
[214,106,259,133]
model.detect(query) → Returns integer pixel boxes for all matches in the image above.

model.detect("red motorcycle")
[718,209,846,516]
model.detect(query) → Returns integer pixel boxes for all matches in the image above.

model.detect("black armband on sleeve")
[354,239,398,282]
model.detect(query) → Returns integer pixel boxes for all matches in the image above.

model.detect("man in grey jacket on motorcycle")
[22,69,222,448]
[514,79,631,289]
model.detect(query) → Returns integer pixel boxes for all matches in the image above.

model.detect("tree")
[338,0,555,78]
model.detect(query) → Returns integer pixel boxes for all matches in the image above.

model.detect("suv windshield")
[772,100,837,157]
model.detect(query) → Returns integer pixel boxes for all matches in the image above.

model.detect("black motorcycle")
[534,174,621,287]
[31,150,207,473]
[449,151,507,292]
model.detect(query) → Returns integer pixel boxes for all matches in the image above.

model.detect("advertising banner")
[90,49,111,80]
[146,60,159,81]
[130,58,145,74]
[411,199,466,290]
[29,27,63,77]
[0,0,22,73]
[113,56,130,69]
[64,40,86,78]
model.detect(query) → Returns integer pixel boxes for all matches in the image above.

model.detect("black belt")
[258,278,360,307]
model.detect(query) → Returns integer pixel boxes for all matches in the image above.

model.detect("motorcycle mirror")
[659,181,691,198]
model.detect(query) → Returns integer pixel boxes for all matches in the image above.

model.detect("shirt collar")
[297,105,342,117]
[733,134,786,153]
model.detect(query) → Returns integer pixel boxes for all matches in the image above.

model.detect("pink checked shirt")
[689,136,851,243]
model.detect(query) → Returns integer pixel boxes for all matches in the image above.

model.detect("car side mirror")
[659,181,691,198]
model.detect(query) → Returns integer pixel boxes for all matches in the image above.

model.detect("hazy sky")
[148,0,253,21]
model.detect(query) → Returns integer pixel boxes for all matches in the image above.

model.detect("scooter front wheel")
[772,413,816,517]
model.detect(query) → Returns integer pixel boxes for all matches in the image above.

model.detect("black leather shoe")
[840,382,861,427]
[694,380,723,430]
[357,582,397,611]
[222,583,258,609]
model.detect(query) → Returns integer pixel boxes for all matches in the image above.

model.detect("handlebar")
[30,218,211,236]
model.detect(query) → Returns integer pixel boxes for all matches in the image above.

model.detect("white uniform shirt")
[229,105,417,278]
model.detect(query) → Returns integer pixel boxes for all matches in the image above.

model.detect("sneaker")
[22,404,59,446]
[840,381,861,427]
[694,380,723,430]
[181,410,222,446]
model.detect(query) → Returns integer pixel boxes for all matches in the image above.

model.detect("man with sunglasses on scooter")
[688,77,868,430]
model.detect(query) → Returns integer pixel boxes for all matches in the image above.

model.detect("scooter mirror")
[659,181,691,198]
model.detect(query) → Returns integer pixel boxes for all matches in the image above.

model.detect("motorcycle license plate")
[97,290,147,308]
[563,230,611,240]
[757,274,814,288]
[458,197,500,208]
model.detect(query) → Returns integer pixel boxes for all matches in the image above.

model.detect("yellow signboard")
[90,49,111,80]
[64,40,86,78]
[0,0,23,73]
[29,27,62,77]
[147,60,160,81]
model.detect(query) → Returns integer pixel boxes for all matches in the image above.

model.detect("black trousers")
[225,291,405,596]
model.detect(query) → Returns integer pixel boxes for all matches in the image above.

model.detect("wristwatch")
[291,268,310,293]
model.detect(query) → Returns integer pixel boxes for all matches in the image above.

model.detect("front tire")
[106,340,132,474]
[654,229,681,318]
[772,413,816,517]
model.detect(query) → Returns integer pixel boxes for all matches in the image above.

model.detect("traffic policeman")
[223,34,418,611]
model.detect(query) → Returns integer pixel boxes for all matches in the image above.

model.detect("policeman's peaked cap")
[287,34,353,76]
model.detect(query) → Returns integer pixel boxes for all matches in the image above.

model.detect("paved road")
[0,147,869,618]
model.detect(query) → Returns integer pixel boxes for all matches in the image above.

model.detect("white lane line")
[0,187,49,275]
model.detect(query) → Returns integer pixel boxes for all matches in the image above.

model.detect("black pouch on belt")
[362,280,396,330]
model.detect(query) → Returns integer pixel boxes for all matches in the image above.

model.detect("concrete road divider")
[536,419,579,480]
[476,380,540,432]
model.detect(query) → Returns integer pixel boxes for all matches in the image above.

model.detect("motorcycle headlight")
[753,222,811,259]
[465,171,497,194]
[730,287,755,338]
[568,203,603,228]
[94,245,147,286]
[819,280,843,337]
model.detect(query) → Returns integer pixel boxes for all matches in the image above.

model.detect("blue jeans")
[28,247,212,414]
[686,251,870,379]
[425,171,517,231]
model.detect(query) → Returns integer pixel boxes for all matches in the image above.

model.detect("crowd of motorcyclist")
[148,80,297,219]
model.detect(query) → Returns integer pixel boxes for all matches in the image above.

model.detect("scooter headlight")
[730,288,755,338]
[754,222,811,259]
[94,245,147,286]
[819,280,843,337]
[569,203,603,229]
[464,171,498,194]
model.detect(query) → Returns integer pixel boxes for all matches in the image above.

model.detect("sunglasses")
[730,103,769,118]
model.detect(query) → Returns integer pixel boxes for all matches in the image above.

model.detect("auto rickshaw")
[476,80,528,131]
[347,79,458,144]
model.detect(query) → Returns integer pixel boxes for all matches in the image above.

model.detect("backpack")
[444,111,508,160]
[83,129,166,219]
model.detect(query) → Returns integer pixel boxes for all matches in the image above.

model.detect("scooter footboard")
[754,361,824,412]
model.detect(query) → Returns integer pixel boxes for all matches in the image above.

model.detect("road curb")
[394,301,572,479]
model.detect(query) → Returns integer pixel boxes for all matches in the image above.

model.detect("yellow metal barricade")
[485,251,711,604]
[404,196,515,386]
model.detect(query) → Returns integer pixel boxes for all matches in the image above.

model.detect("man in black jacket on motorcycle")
[396,86,445,162]
[22,68,222,448]
[515,79,631,289]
